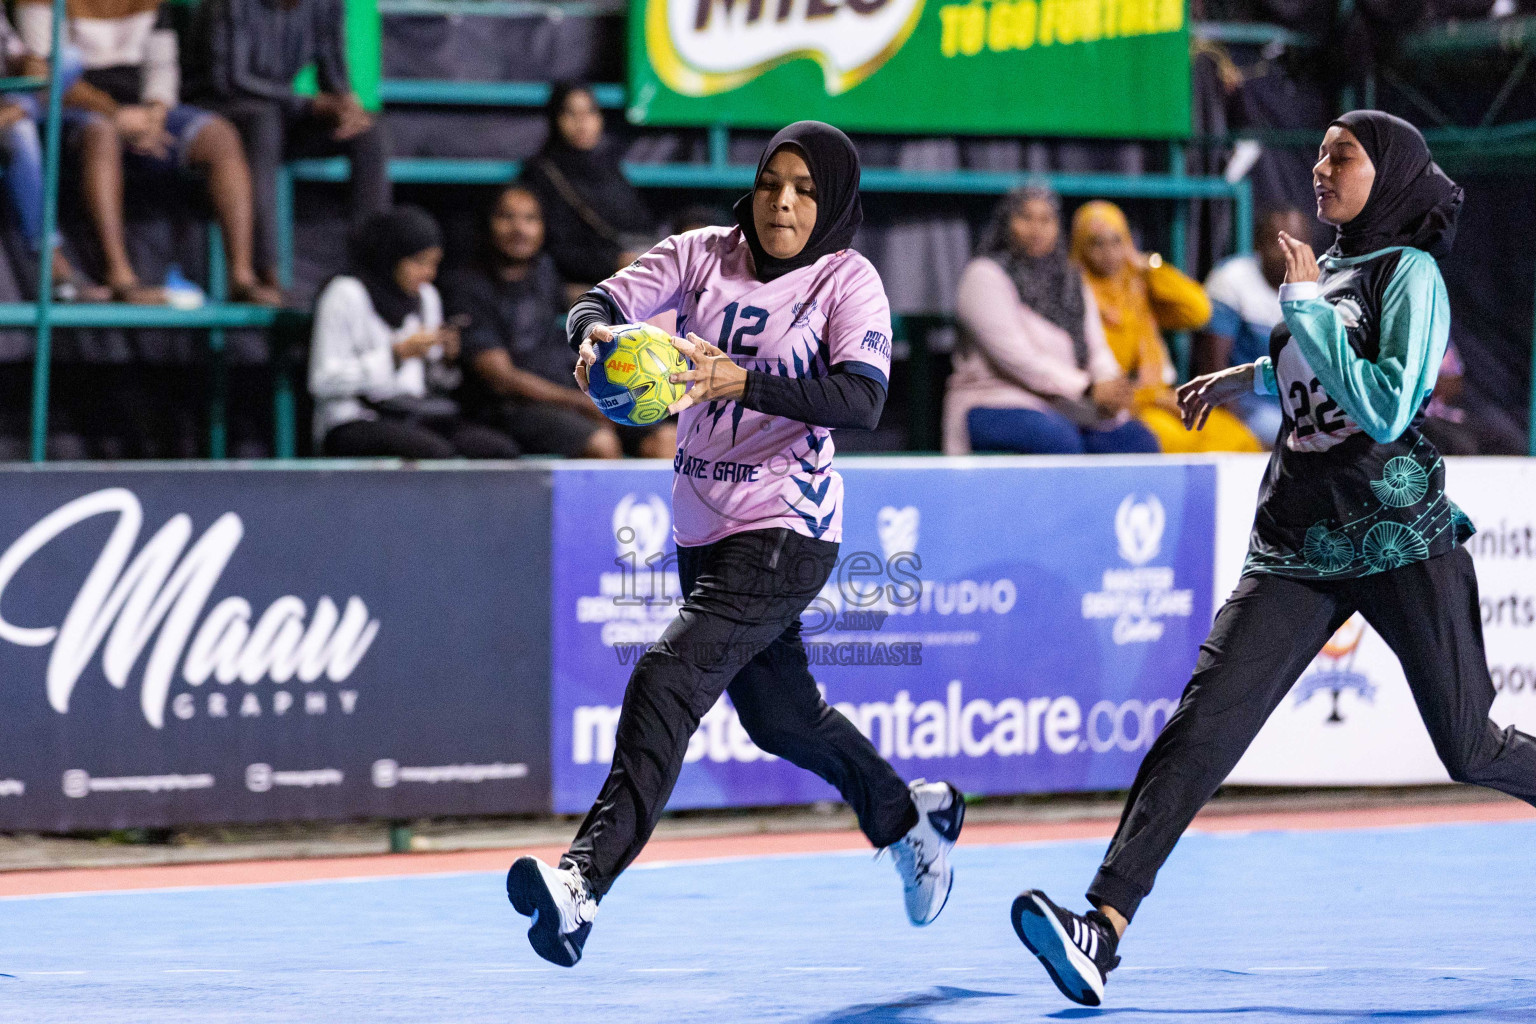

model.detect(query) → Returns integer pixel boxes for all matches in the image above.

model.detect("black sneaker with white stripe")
[1010,890,1121,1006]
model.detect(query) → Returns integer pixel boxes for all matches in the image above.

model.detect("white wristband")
[1252,359,1277,396]
[1279,281,1320,303]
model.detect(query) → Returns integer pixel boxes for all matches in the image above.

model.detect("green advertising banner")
[627,0,1191,138]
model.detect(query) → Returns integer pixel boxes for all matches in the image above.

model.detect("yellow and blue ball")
[588,325,688,427]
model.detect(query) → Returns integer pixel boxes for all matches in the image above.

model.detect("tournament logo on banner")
[0,469,553,831]
[551,459,1215,812]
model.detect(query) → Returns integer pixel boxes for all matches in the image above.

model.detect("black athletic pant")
[1088,546,1536,922]
[562,527,919,897]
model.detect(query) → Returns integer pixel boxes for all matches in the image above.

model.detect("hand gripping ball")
[587,324,689,427]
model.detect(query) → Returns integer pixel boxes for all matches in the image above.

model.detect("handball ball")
[588,324,688,426]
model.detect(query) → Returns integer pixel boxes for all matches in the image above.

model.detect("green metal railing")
[379,80,626,108]
[30,0,66,462]
[286,131,1253,437]
[22,0,295,462]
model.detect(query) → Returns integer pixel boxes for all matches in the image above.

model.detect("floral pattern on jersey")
[1245,435,1474,581]
[1302,523,1355,574]
[1362,521,1431,572]
[1369,456,1430,508]
[749,332,828,383]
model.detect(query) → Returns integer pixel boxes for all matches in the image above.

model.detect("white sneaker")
[888,779,965,926]
[506,856,598,967]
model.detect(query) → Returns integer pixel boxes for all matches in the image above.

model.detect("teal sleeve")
[1280,250,1449,444]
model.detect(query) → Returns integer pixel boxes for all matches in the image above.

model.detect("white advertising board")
[1220,457,1536,786]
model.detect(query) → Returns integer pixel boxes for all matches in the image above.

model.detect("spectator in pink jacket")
[943,185,1157,455]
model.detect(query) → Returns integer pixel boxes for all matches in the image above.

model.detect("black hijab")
[534,83,650,233]
[350,206,442,329]
[978,185,1089,368]
[733,121,864,282]
[539,83,615,183]
[1328,110,1463,259]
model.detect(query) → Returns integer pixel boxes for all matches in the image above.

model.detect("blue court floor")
[2,821,1534,1023]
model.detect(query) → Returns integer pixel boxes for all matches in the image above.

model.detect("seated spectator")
[443,185,676,459]
[944,185,1158,455]
[1198,208,1310,447]
[521,83,654,288]
[308,206,519,459]
[189,0,390,291]
[19,0,280,305]
[0,15,106,300]
[1071,200,1262,453]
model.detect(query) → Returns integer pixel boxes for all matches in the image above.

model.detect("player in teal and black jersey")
[1010,110,1536,1008]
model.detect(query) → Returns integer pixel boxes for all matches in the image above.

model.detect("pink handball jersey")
[599,225,893,547]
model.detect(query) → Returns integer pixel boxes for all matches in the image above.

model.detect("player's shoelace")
[561,871,598,931]
[889,833,939,887]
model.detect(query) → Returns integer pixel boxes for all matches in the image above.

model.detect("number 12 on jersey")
[717,303,769,356]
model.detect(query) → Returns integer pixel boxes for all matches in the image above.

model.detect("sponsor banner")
[1226,457,1536,786]
[551,458,1216,812]
[627,0,1191,137]
[0,468,552,831]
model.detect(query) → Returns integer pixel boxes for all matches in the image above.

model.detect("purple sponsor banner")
[551,459,1216,813]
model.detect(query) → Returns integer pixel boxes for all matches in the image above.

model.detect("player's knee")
[1443,751,1494,785]
[734,700,809,758]
[737,717,795,759]
[1440,733,1500,784]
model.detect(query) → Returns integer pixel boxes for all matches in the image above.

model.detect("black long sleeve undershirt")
[566,288,622,353]
[740,367,886,431]
[566,286,887,431]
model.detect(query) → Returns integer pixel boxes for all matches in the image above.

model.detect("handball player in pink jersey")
[507,121,964,967]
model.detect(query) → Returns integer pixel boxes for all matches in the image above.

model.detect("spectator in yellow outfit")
[1070,201,1261,453]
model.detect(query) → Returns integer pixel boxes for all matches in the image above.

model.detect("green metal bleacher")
[29,6,1532,460]
[13,0,1261,463]
[346,67,1258,451]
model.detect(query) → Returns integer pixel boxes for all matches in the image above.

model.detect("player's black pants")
[1089,546,1536,922]
[562,527,919,897]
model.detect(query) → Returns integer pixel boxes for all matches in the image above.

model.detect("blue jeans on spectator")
[2,47,84,252]
[968,407,1162,455]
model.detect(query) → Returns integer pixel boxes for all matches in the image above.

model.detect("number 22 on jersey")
[1277,342,1358,452]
